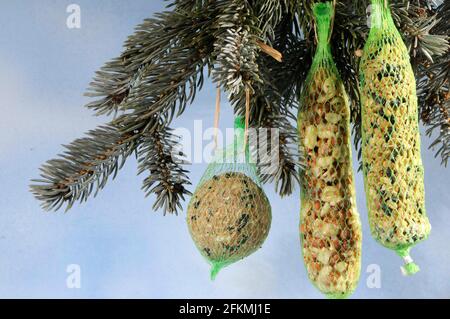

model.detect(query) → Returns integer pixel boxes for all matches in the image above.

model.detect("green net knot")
[396,247,420,276]
[313,2,334,49]
[370,0,395,30]
[213,116,248,164]
[371,0,389,6]
[402,263,420,276]
[234,116,245,131]
[210,261,229,281]
[232,115,251,162]
[326,291,354,300]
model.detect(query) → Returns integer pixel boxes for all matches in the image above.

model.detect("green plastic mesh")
[359,0,431,275]
[187,117,272,280]
[297,2,362,299]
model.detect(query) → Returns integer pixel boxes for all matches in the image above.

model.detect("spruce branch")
[137,121,191,214]
[248,13,309,196]
[30,123,137,211]
[85,7,216,117]
[212,1,261,97]
[249,73,303,197]
[30,0,449,215]
[268,13,309,109]
[250,0,291,40]
[114,10,215,134]
[414,0,450,165]
[31,6,215,214]
[256,110,303,197]
[212,1,304,196]
[417,52,449,166]
[85,11,185,116]
[392,1,449,63]
[331,2,368,162]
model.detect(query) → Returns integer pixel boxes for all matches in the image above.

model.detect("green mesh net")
[359,0,431,275]
[297,2,362,299]
[187,117,272,280]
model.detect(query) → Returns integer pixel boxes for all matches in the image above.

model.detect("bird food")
[298,2,362,299]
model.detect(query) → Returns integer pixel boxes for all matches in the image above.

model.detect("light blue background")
[0,0,448,299]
